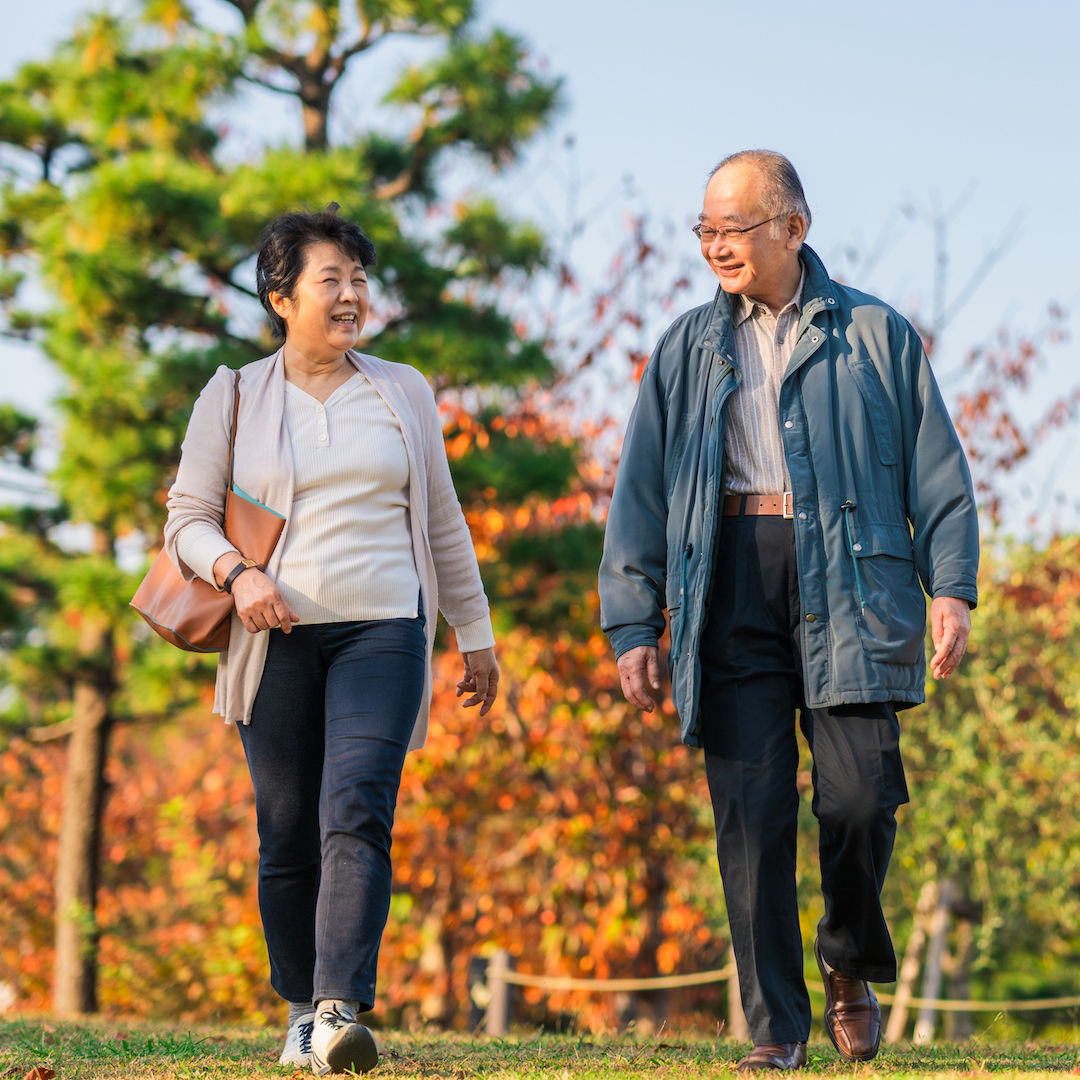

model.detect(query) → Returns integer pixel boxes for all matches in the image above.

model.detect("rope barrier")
[808,986,1080,1012]
[489,964,734,992]
[489,964,1080,1011]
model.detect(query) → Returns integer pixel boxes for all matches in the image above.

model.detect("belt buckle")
[783,491,794,519]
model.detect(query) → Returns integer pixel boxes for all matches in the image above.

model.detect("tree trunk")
[53,668,113,1015]
[301,91,331,153]
[913,878,956,1045]
[54,525,116,1016]
[885,879,937,1044]
[726,942,750,1041]
[944,917,976,1041]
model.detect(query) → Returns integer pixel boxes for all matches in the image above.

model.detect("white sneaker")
[310,1000,379,1076]
[279,1012,315,1067]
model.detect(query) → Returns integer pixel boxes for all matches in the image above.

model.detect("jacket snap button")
[852,543,863,552]
[805,614,816,622]
[798,512,807,520]
[784,420,793,429]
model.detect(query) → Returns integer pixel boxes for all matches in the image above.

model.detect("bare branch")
[936,211,1022,334]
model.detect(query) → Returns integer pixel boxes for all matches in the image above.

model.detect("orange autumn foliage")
[0,621,726,1028]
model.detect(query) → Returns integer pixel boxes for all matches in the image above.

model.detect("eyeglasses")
[693,215,783,245]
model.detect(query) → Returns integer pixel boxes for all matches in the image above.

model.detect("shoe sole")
[316,1023,379,1075]
[814,937,881,1063]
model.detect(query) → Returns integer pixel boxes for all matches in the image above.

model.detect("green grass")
[1,1019,1079,1078]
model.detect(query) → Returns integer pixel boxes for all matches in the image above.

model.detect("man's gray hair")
[709,150,812,239]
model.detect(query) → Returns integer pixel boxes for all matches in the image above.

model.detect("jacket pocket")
[852,525,925,666]
[849,360,899,466]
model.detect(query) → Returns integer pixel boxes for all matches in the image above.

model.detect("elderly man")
[599,150,978,1071]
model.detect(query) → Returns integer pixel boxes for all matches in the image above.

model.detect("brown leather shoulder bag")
[131,371,286,652]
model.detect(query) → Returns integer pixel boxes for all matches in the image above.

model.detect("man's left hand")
[929,596,971,679]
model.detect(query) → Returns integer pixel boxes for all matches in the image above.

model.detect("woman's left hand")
[457,647,500,715]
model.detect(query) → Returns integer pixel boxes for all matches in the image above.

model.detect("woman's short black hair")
[256,202,377,340]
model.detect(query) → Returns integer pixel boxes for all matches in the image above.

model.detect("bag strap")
[223,370,241,529]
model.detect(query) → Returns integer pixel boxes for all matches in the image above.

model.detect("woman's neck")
[282,342,356,404]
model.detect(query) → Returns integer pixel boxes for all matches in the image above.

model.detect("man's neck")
[745,259,803,318]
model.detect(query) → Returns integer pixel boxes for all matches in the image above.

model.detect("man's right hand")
[617,644,662,713]
[213,551,299,635]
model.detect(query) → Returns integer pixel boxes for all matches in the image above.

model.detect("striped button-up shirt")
[724,269,805,495]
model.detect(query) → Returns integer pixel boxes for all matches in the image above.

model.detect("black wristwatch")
[223,557,258,594]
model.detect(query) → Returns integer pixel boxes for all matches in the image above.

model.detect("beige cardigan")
[163,348,495,751]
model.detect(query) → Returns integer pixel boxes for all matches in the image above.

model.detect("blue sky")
[3,0,1079,524]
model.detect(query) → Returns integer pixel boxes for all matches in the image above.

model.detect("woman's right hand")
[213,552,299,634]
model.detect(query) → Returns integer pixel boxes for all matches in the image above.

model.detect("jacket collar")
[699,244,838,354]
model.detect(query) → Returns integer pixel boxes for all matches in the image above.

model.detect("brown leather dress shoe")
[735,1042,808,1072]
[815,936,882,1061]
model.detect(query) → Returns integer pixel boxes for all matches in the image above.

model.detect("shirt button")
[318,433,327,442]
[777,336,785,345]
[318,418,327,427]
[316,404,325,413]
[784,420,794,429]
[806,614,816,622]
[798,512,807,521]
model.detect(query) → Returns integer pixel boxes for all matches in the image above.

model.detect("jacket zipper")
[840,500,865,610]
[673,542,693,660]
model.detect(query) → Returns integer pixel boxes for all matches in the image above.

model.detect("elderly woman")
[163,204,498,1075]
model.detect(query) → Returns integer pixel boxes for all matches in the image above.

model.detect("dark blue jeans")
[238,615,426,1010]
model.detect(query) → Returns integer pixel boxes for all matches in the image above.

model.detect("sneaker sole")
[315,1023,378,1075]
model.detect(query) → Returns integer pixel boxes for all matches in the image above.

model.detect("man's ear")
[785,213,807,251]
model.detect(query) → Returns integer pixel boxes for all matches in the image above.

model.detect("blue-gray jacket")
[598,246,979,748]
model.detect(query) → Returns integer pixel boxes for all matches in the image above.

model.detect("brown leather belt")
[723,492,794,518]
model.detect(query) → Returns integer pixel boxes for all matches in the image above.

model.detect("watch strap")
[223,558,258,595]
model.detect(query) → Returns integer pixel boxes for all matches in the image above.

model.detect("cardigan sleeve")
[416,372,495,651]
[163,366,241,586]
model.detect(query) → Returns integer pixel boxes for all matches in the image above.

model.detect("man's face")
[699,163,804,300]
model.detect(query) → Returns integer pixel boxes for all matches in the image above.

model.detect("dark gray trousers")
[699,513,909,1044]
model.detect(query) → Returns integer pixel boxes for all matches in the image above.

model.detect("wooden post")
[485,949,511,1037]
[885,880,937,1045]
[727,944,750,1042]
[913,879,955,1045]
[467,956,489,1032]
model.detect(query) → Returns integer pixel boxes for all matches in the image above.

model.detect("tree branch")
[239,71,300,96]
[214,0,259,24]
[29,702,202,741]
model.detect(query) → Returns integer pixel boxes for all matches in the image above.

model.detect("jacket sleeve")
[162,366,239,586]
[894,318,979,607]
[599,351,670,658]
[419,372,495,653]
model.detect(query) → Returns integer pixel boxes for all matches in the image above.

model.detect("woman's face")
[270,240,370,361]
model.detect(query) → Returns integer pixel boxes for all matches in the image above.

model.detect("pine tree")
[0,0,564,1013]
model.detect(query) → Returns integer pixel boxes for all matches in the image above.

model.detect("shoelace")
[319,1002,355,1029]
[299,1022,313,1055]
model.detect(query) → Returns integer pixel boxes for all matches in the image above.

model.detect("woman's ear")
[268,290,292,320]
